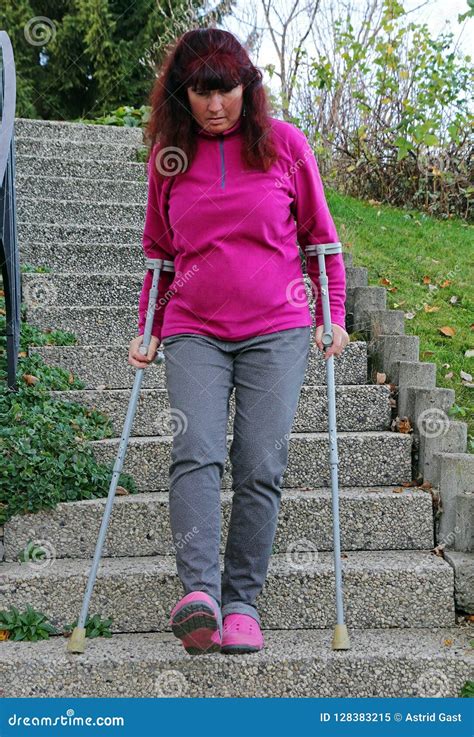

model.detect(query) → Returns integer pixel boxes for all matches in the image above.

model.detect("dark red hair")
[143,28,279,178]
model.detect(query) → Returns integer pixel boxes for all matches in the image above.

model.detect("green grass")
[327,190,474,440]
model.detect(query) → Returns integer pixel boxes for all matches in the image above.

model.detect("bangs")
[186,58,242,92]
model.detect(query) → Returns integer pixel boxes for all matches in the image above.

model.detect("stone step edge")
[1,550,448,579]
[1,626,471,698]
[49,384,384,395]
[91,430,411,444]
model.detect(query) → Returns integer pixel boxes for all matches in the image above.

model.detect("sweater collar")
[196,116,242,138]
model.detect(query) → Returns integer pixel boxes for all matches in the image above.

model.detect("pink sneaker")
[170,591,222,655]
[221,613,264,654]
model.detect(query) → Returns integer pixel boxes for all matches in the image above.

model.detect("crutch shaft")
[306,242,350,650]
[67,258,174,653]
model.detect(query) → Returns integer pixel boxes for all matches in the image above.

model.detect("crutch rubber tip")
[331,624,351,650]
[66,627,87,653]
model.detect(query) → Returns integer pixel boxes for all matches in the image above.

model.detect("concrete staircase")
[0,118,472,698]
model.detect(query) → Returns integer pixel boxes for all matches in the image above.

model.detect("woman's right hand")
[128,334,161,369]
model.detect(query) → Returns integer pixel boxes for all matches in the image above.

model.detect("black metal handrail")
[0,30,20,391]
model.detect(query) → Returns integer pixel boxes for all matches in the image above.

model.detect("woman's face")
[187,83,244,133]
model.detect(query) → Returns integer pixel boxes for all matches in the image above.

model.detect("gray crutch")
[67,257,175,654]
[306,243,351,650]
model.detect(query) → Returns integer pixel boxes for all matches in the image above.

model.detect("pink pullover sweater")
[138,116,346,343]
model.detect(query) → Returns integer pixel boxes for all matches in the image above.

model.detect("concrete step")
[18,222,142,246]
[3,487,434,562]
[0,551,455,633]
[20,242,142,273]
[15,117,144,144]
[28,304,367,347]
[89,431,413,489]
[1,626,471,698]
[15,137,144,163]
[27,341,369,387]
[17,197,145,228]
[18,249,358,279]
[16,174,148,204]
[16,154,146,183]
[21,266,366,307]
[48,384,392,434]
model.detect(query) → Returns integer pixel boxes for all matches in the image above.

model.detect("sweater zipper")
[219,136,225,189]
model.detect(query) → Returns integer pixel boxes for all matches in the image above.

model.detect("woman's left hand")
[315,323,350,360]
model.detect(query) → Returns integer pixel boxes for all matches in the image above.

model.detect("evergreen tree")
[0,0,235,120]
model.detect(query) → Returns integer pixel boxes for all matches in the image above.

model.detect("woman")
[128,28,349,656]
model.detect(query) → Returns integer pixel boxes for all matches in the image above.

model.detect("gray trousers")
[162,326,311,625]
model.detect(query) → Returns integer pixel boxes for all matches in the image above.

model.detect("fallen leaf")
[393,487,404,493]
[405,312,415,319]
[115,486,129,496]
[431,544,445,558]
[461,381,474,387]
[440,279,452,288]
[445,372,454,379]
[68,372,75,384]
[0,630,10,641]
[449,295,458,304]
[442,363,450,368]
[427,284,438,291]
[443,638,453,647]
[470,324,474,331]
[22,374,39,385]
[422,275,431,284]
[0,309,5,316]
[439,326,456,337]
[421,350,435,357]
[376,372,386,384]
[380,278,391,286]
[387,286,398,293]
[419,481,432,490]
[465,349,474,358]
[402,480,417,487]
[424,304,440,313]
[0,289,4,297]
[460,370,472,382]
[397,418,412,433]
[18,351,27,358]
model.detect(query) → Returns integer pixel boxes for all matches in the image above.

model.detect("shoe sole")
[221,644,263,654]
[171,601,221,655]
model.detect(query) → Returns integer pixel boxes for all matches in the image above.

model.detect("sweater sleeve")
[137,144,175,341]
[290,128,346,330]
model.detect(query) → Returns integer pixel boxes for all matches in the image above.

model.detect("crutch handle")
[138,257,175,362]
